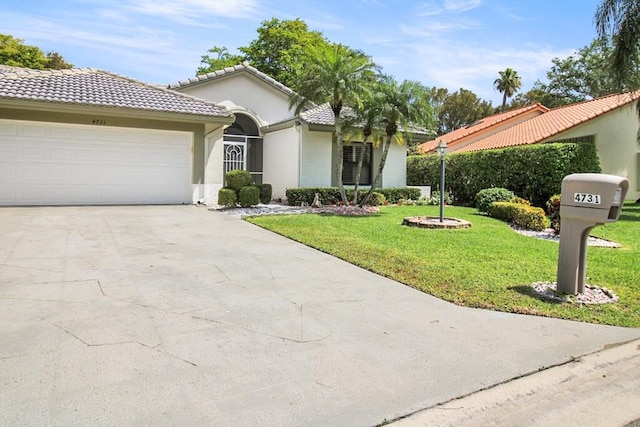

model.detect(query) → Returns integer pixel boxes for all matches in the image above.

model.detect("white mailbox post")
[557,173,629,295]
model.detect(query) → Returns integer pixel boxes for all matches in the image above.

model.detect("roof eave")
[0,98,234,125]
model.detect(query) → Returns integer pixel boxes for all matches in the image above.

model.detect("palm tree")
[347,107,382,204]
[360,76,434,207]
[494,68,522,109]
[595,0,640,90]
[289,43,378,204]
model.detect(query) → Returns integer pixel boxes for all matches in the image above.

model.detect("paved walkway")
[1,205,638,426]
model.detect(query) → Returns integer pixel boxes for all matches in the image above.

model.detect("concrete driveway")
[1,205,639,426]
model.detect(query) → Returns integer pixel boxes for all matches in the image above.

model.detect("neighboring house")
[168,63,409,202]
[0,66,233,206]
[417,92,640,201]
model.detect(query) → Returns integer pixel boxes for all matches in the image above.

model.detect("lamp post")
[435,140,448,222]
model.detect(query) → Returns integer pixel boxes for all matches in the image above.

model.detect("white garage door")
[0,119,193,206]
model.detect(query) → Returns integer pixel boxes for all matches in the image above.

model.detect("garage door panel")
[48,167,73,182]
[0,120,193,206]
[0,123,17,136]
[0,185,15,202]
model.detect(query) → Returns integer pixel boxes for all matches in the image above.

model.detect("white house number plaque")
[573,192,601,205]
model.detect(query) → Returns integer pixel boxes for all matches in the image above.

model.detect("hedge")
[285,187,420,206]
[407,143,601,207]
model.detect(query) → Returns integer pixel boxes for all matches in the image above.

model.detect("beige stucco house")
[169,63,408,203]
[417,92,640,201]
[0,63,409,206]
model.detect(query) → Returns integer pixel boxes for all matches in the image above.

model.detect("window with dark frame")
[342,142,372,185]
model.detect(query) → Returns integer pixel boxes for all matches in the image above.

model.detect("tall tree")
[197,46,244,75]
[289,43,378,204]
[494,68,522,108]
[239,18,330,89]
[360,76,434,207]
[534,39,628,105]
[595,0,640,89]
[0,34,72,69]
[436,89,494,134]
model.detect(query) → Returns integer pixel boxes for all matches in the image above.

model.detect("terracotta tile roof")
[0,66,232,118]
[457,92,640,153]
[417,103,549,154]
[168,62,294,97]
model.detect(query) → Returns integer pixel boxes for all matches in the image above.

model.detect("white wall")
[202,127,226,204]
[548,102,639,200]
[300,128,333,187]
[381,141,407,188]
[177,74,292,125]
[263,126,300,200]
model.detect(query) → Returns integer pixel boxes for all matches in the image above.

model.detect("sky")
[2,0,603,106]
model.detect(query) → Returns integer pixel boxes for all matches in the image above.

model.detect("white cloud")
[443,0,481,13]
[417,0,481,16]
[125,0,259,21]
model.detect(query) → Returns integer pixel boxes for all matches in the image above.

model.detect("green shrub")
[254,183,272,204]
[226,170,252,192]
[285,187,420,206]
[547,194,562,234]
[407,143,601,207]
[238,186,260,207]
[512,206,547,231]
[218,187,237,208]
[488,201,548,231]
[475,187,514,213]
[487,202,521,222]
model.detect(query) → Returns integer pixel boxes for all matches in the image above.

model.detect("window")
[343,143,372,185]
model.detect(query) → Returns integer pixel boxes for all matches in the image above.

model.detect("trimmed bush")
[238,186,260,207]
[547,194,562,234]
[218,187,237,208]
[512,206,547,231]
[226,170,252,192]
[488,201,521,222]
[475,187,514,213]
[254,183,273,204]
[488,201,548,231]
[407,142,601,207]
[285,187,419,206]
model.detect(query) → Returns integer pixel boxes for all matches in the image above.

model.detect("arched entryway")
[223,113,263,184]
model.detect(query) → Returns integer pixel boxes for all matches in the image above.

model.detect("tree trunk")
[352,141,369,204]
[334,118,348,205]
[360,135,392,207]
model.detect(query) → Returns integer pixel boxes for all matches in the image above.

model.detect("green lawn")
[247,203,640,327]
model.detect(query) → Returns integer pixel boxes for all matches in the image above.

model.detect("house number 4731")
[92,119,106,125]
[573,192,601,205]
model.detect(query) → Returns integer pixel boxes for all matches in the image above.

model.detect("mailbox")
[557,173,629,295]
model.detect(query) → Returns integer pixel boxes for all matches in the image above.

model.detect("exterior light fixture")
[436,140,448,222]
